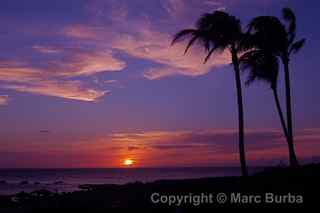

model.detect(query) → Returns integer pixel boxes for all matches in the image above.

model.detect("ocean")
[0,167,242,195]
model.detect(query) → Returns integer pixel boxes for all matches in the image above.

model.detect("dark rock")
[54,181,64,185]
[31,189,53,197]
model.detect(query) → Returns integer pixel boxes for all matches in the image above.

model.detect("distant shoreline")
[0,165,316,196]
[0,164,319,210]
[0,167,246,195]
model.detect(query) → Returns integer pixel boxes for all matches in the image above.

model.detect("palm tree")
[172,11,248,176]
[247,8,305,167]
[239,50,290,144]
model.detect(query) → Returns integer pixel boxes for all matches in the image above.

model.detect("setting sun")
[123,159,134,166]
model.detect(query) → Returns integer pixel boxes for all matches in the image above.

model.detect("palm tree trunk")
[232,49,248,177]
[272,87,289,142]
[283,58,299,167]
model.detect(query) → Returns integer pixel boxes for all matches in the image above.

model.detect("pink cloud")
[1,128,319,167]
[0,95,9,106]
[31,46,126,77]
[0,45,125,101]
[108,128,320,166]
[0,60,43,82]
[63,22,230,80]
[113,28,230,79]
[52,50,126,77]
[62,25,103,40]
[32,45,62,54]
[0,0,255,101]
[143,67,177,80]
[2,80,107,102]
[59,0,233,80]
[161,0,186,18]
[0,60,108,102]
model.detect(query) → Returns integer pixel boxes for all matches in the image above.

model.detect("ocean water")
[0,167,241,195]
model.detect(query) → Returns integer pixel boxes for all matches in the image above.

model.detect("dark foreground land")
[0,164,319,211]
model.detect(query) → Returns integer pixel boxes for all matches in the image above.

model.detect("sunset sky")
[0,0,319,168]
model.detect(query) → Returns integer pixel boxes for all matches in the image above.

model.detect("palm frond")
[248,16,287,54]
[184,34,200,54]
[239,50,279,89]
[171,29,197,46]
[196,11,229,31]
[197,11,242,50]
[237,33,257,53]
[289,38,305,55]
[248,16,282,33]
[282,8,296,44]
[172,10,244,64]
[204,46,218,64]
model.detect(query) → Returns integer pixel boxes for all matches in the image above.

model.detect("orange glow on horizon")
[123,159,134,166]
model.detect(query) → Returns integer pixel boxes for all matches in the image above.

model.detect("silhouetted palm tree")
[172,11,248,176]
[240,50,289,144]
[247,8,305,167]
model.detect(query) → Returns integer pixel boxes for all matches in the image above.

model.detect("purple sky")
[0,0,319,168]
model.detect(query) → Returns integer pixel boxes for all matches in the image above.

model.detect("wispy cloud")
[1,128,319,167]
[62,25,111,40]
[32,45,62,54]
[203,0,225,7]
[63,23,230,80]
[161,0,186,18]
[108,128,320,165]
[0,59,109,102]
[0,0,232,101]
[50,49,126,77]
[30,45,127,77]
[0,60,42,82]
[110,129,285,153]
[111,25,231,79]
[62,0,231,80]
[2,81,107,102]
